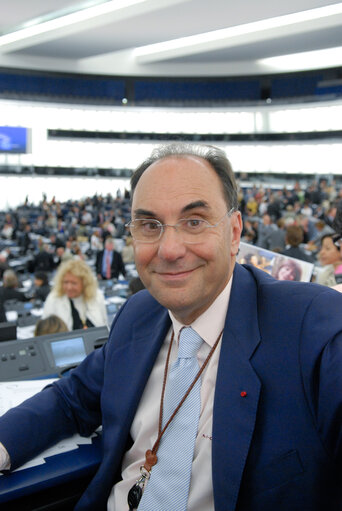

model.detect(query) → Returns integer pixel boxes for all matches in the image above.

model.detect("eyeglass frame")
[125,207,236,244]
[332,233,342,249]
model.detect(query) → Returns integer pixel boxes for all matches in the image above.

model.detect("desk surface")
[0,434,102,503]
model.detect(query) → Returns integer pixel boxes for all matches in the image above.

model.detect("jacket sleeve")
[300,287,342,465]
[0,294,134,472]
[0,341,107,471]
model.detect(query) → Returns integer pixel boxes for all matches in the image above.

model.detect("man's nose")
[157,225,187,260]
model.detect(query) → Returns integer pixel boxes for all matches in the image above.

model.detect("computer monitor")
[50,336,87,368]
[0,325,109,381]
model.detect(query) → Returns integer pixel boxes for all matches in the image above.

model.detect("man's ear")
[230,211,242,257]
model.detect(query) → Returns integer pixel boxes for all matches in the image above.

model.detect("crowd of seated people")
[0,192,133,337]
[0,179,341,339]
[239,178,342,282]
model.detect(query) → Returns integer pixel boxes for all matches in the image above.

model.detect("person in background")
[316,233,342,287]
[306,219,334,254]
[331,203,342,292]
[31,242,55,272]
[0,250,9,279]
[282,225,315,263]
[268,217,287,252]
[121,236,135,264]
[19,223,33,255]
[0,270,29,305]
[54,243,73,267]
[1,215,14,239]
[256,213,277,249]
[32,271,51,302]
[34,314,68,336]
[0,143,341,511]
[96,237,126,280]
[90,229,103,254]
[0,301,7,323]
[70,240,86,260]
[128,276,145,296]
[42,258,108,330]
[241,219,257,245]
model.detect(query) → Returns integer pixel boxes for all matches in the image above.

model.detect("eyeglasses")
[332,234,342,249]
[126,208,236,244]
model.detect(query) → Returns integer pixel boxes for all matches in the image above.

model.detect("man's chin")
[150,287,189,310]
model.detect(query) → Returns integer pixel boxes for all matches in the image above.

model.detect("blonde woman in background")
[43,258,108,330]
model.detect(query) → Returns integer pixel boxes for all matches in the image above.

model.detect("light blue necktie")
[138,327,203,511]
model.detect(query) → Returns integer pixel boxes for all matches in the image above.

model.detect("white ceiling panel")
[0,0,341,76]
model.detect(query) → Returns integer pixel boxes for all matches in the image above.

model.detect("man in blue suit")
[0,143,341,511]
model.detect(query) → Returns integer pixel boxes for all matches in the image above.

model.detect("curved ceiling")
[0,0,341,77]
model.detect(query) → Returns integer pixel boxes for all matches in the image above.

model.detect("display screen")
[0,126,29,153]
[50,337,86,367]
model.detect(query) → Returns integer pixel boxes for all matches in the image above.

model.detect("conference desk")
[0,433,102,511]
[0,275,134,509]
[0,322,112,510]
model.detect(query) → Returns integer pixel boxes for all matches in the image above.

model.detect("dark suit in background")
[95,249,126,280]
[0,287,27,305]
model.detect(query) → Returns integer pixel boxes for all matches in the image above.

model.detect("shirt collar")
[169,275,233,348]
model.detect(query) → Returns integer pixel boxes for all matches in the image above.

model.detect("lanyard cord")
[144,328,223,471]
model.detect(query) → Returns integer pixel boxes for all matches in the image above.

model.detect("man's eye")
[141,221,159,231]
[185,219,204,229]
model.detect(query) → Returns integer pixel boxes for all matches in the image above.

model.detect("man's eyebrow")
[133,201,209,218]
[181,200,210,214]
[133,208,156,217]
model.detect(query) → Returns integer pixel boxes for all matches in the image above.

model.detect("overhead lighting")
[0,0,147,47]
[134,3,342,59]
[258,46,342,72]
[16,2,110,30]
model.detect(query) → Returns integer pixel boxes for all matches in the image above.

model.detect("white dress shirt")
[108,277,232,510]
[0,441,9,470]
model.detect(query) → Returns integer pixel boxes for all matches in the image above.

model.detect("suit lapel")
[106,304,171,428]
[212,264,261,511]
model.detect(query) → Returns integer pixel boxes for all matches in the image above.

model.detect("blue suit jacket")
[1,264,341,511]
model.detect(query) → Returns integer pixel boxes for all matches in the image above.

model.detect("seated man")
[0,143,341,511]
[32,271,51,302]
[95,237,126,280]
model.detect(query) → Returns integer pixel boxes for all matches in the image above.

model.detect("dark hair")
[285,225,304,247]
[34,271,49,286]
[130,143,238,209]
[332,203,342,235]
[320,233,339,248]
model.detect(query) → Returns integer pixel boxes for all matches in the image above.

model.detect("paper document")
[0,379,96,473]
